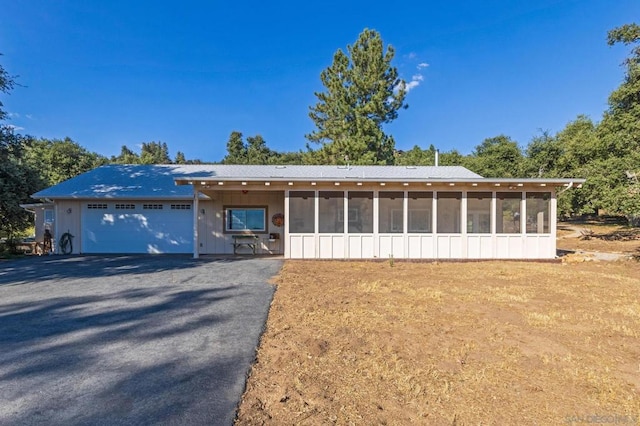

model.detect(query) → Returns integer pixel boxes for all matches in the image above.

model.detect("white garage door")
[82,202,193,254]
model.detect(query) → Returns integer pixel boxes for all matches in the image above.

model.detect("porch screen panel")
[437,192,462,233]
[379,192,404,233]
[319,191,344,233]
[467,192,491,233]
[407,192,433,233]
[289,191,315,233]
[497,192,522,233]
[348,192,373,233]
[526,192,551,234]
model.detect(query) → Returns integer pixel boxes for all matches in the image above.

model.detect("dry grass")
[236,260,640,425]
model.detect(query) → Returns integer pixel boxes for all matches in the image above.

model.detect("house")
[31,164,585,259]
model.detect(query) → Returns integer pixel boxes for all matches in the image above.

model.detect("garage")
[81,201,193,254]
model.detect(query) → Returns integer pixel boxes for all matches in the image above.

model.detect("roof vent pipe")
[435,149,439,167]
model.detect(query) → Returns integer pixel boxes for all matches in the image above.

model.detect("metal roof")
[32,165,200,199]
[32,164,585,199]
[174,164,484,180]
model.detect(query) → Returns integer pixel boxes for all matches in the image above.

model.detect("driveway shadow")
[0,255,262,285]
[0,256,282,425]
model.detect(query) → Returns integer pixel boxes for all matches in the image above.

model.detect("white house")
[31,164,585,259]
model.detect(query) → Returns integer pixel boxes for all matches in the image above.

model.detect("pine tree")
[306,29,407,165]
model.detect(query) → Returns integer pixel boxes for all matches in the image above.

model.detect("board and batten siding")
[285,186,557,260]
[54,200,82,254]
[198,191,285,255]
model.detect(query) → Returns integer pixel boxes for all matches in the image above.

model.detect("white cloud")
[404,80,420,92]
[25,114,33,119]
[7,112,20,118]
[6,124,25,131]
[395,56,429,94]
[402,73,425,93]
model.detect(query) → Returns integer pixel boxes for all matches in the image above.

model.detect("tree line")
[220,24,640,225]
[0,131,203,240]
[1,24,639,241]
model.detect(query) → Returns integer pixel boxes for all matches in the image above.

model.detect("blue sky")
[1,1,637,162]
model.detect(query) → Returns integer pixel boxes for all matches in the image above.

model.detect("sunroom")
[176,165,584,260]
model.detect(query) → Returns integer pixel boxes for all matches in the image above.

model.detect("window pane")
[408,192,432,233]
[437,192,462,233]
[289,191,315,233]
[496,192,521,233]
[379,192,403,233]
[44,210,55,223]
[226,208,265,231]
[246,210,265,230]
[319,191,344,233]
[229,209,246,230]
[348,192,373,233]
[467,192,491,233]
[526,192,551,234]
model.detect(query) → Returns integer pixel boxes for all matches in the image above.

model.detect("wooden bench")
[232,235,259,255]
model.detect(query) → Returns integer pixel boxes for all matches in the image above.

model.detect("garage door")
[82,202,193,253]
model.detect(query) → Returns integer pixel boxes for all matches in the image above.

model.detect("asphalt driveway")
[0,255,282,426]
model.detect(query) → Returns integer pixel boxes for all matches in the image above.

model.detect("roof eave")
[175,177,586,186]
[30,194,196,200]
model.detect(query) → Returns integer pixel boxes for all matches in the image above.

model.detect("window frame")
[289,191,315,234]
[318,191,344,234]
[496,192,522,234]
[223,206,268,234]
[436,191,462,234]
[525,192,551,234]
[44,209,55,224]
[466,192,492,234]
[379,191,404,234]
[407,191,433,233]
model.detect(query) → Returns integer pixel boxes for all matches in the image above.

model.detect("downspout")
[557,181,574,196]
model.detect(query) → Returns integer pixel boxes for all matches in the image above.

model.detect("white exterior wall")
[199,190,285,255]
[53,200,82,254]
[286,186,558,260]
[50,184,558,259]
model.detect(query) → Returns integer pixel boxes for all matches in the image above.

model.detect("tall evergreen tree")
[222,131,248,164]
[174,151,186,164]
[246,135,273,164]
[306,29,407,165]
[140,141,171,164]
[111,145,140,164]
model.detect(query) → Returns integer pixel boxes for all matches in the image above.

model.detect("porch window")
[407,192,433,233]
[44,209,55,224]
[526,192,551,234]
[437,192,462,233]
[348,192,373,233]
[467,192,491,233]
[379,192,403,233]
[318,191,344,233]
[289,191,315,233]
[225,207,266,232]
[497,192,521,233]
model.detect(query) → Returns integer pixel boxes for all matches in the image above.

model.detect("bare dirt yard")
[236,256,640,425]
[557,221,640,258]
